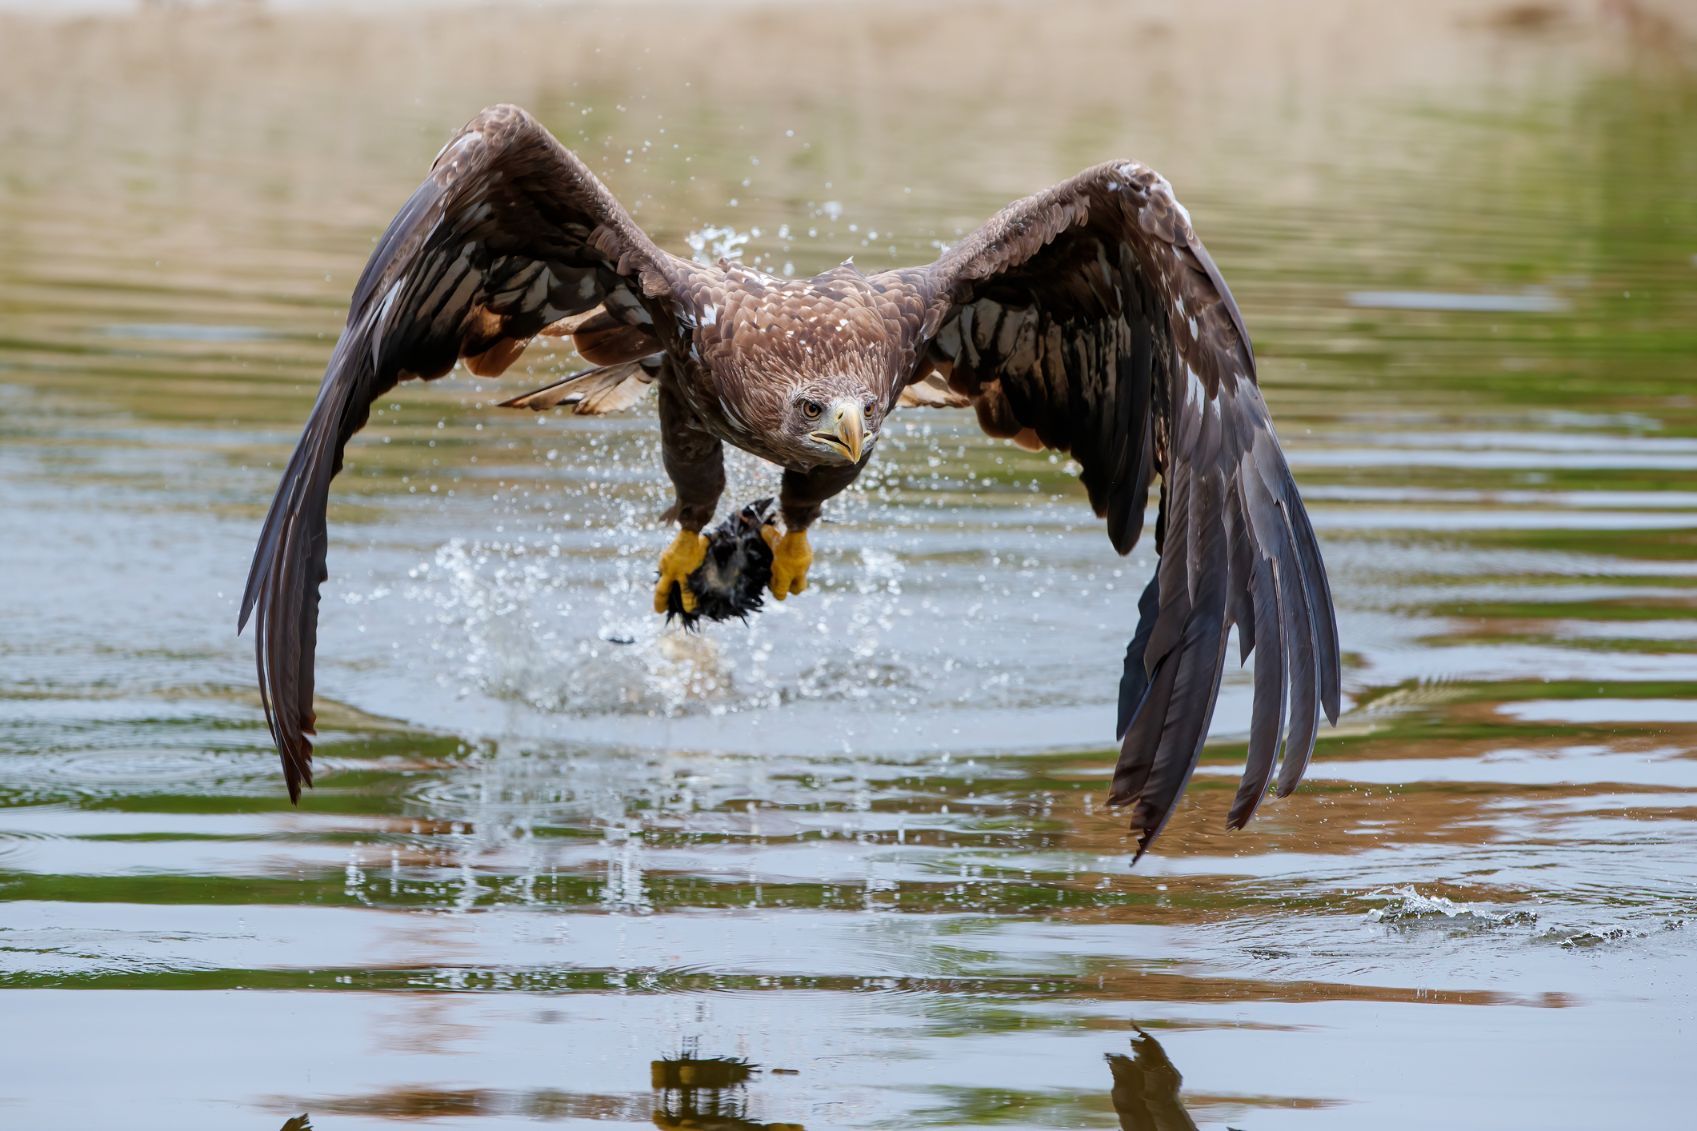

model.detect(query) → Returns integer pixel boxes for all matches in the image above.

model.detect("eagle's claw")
[761,526,812,600]
[653,529,710,614]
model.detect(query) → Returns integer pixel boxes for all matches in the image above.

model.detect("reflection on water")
[2,1,1696,1128]
[274,1039,1197,1131]
[276,1037,1198,1131]
[652,1056,802,1131]
[1107,1030,1197,1131]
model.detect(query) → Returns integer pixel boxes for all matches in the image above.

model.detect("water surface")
[1,3,1695,1128]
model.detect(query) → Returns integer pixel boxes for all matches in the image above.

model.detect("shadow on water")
[2,1,1696,1129]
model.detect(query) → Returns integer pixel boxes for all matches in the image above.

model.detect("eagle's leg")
[654,384,725,614]
[765,462,862,600]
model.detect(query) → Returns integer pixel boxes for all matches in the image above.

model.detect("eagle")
[239,105,1340,859]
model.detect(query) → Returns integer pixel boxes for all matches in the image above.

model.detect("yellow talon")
[653,529,710,614]
[761,526,813,600]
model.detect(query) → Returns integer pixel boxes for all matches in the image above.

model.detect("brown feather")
[538,307,602,337]
[569,307,660,365]
[1009,427,1044,451]
[463,334,531,377]
[895,368,971,408]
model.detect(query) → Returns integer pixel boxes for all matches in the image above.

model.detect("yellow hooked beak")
[811,398,865,464]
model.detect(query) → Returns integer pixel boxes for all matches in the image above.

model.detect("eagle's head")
[697,270,898,469]
[781,377,881,467]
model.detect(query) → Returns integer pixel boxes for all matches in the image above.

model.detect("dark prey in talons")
[662,498,778,630]
[238,104,1341,858]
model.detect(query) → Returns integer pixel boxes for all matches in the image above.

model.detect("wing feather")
[895,161,1341,858]
[239,105,682,800]
[894,368,973,408]
[498,355,663,414]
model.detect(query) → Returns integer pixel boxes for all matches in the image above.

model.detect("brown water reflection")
[2,1,1696,1129]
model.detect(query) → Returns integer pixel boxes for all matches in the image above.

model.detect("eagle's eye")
[800,398,824,420]
[862,399,876,419]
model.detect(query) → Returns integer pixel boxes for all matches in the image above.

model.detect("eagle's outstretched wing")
[238,104,684,800]
[895,162,1340,858]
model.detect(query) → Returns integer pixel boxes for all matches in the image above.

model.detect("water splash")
[686,225,751,265]
[1552,918,1687,950]
[404,537,744,717]
[1365,886,1539,928]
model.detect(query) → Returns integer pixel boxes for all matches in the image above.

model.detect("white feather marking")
[701,305,718,327]
[1187,316,1199,338]
[443,275,481,323]
[1151,171,1193,227]
[604,288,654,325]
[428,247,479,312]
[434,130,481,166]
[376,279,401,326]
[718,395,748,430]
[935,320,962,357]
[1185,364,1208,410]
[372,280,402,366]
[523,269,551,310]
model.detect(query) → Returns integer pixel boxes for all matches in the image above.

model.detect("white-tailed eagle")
[240,105,1340,859]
